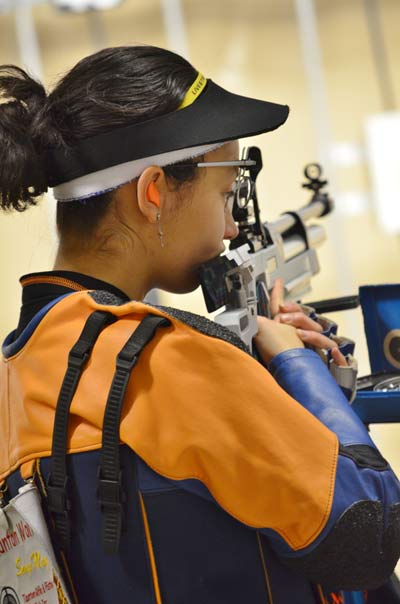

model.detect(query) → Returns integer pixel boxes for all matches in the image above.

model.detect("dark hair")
[0,46,201,237]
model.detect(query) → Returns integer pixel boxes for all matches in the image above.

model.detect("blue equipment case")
[352,284,400,424]
[341,284,400,603]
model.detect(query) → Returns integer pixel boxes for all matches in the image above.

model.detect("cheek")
[200,200,226,245]
[169,187,226,256]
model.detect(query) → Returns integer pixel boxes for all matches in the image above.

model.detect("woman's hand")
[270,278,348,367]
[253,278,348,367]
[253,315,305,365]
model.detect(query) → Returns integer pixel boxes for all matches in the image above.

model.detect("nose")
[224,211,239,240]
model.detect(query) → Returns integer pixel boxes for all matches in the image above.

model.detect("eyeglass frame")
[163,159,257,211]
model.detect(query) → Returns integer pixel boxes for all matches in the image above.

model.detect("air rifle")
[199,146,400,414]
[199,146,334,352]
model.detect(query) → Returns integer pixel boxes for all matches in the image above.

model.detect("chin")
[161,271,201,295]
[162,282,200,296]
[160,251,224,295]
[202,247,225,264]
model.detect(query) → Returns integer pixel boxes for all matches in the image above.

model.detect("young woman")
[0,45,399,604]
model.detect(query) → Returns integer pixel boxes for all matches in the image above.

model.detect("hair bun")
[0,66,48,211]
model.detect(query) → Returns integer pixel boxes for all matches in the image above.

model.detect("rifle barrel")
[282,224,325,261]
[266,199,330,236]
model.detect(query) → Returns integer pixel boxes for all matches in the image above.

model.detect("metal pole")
[86,8,108,51]
[293,0,354,299]
[160,0,190,59]
[14,0,43,79]
[363,0,396,111]
[294,0,332,169]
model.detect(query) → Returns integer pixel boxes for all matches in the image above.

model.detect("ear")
[137,167,165,224]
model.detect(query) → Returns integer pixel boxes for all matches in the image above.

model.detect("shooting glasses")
[168,151,258,211]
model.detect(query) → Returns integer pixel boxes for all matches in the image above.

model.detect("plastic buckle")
[47,476,71,514]
[97,471,125,511]
[68,347,89,369]
[116,352,138,373]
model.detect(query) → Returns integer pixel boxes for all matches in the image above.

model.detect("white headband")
[52,142,225,202]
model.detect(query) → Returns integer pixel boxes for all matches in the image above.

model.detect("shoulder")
[87,290,251,356]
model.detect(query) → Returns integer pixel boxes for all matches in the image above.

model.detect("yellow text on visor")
[178,73,207,109]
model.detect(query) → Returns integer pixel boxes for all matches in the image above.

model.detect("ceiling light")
[51,0,123,13]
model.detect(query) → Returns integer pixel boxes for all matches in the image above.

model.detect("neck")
[53,186,165,301]
[53,248,151,301]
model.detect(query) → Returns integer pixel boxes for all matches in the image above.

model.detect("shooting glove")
[300,304,358,403]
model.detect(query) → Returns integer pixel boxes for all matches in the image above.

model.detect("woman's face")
[158,140,240,293]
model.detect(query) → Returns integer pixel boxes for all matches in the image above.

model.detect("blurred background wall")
[0,0,399,481]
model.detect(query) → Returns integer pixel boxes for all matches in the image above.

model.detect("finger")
[256,315,273,333]
[279,301,301,313]
[296,329,339,349]
[279,312,323,332]
[331,346,348,367]
[270,278,284,318]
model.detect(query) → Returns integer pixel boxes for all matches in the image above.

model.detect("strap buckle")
[68,347,89,369]
[47,475,71,514]
[116,351,138,372]
[97,470,125,512]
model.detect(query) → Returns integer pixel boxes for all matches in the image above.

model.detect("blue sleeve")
[266,348,400,591]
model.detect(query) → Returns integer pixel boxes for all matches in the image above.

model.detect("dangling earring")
[156,212,165,248]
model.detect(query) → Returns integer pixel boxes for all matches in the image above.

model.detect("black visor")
[44,79,289,187]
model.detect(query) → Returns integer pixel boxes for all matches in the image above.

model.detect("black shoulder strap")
[98,313,171,555]
[47,310,116,550]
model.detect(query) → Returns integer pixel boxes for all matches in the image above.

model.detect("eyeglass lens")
[234,170,252,208]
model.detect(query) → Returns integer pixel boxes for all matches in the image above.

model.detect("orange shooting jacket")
[0,290,338,551]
